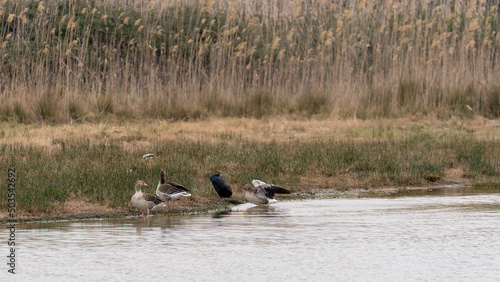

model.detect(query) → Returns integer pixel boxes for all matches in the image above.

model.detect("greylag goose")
[243,180,291,205]
[156,169,191,211]
[209,172,233,198]
[131,180,163,219]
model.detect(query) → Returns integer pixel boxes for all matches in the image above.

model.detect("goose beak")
[144,183,148,186]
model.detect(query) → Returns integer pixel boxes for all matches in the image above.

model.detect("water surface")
[4,191,500,281]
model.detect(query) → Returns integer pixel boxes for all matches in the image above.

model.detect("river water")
[4,189,500,281]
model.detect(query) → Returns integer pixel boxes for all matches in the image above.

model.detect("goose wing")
[263,185,291,197]
[251,179,266,187]
[252,179,290,198]
[143,192,163,205]
[166,182,190,192]
[157,182,190,194]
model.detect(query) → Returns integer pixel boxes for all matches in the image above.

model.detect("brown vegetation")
[1,1,500,122]
[2,115,500,150]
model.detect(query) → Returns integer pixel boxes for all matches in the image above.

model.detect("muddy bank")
[4,183,496,224]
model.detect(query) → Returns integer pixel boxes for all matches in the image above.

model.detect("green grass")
[2,134,500,214]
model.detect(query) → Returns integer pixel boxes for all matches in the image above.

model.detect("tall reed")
[1,0,500,122]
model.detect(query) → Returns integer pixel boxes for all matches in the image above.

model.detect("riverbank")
[4,184,500,224]
[2,116,500,222]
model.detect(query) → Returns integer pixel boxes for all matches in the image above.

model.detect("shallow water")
[4,190,500,281]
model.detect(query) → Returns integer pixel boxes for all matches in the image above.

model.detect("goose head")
[135,180,148,192]
[242,183,254,194]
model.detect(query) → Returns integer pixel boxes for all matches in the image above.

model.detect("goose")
[156,169,191,211]
[131,180,163,219]
[243,180,291,205]
[209,172,233,198]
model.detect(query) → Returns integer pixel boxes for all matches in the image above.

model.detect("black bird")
[209,172,233,198]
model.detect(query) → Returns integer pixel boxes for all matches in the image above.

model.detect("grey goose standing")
[131,180,163,219]
[156,169,191,211]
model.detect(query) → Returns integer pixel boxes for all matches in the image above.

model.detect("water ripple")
[6,193,500,281]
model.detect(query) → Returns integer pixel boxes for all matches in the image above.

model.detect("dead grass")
[2,115,500,151]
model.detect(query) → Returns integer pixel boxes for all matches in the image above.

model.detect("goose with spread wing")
[243,180,291,205]
[156,169,191,211]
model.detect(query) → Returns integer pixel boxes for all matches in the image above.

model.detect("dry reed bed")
[2,116,500,150]
[1,0,500,122]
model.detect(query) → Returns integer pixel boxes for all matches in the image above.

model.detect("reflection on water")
[4,190,500,281]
